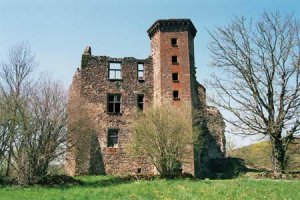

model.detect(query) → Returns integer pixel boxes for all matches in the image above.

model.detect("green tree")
[130,104,193,177]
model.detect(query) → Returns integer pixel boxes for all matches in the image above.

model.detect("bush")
[0,176,17,185]
[0,175,82,186]
[36,175,82,186]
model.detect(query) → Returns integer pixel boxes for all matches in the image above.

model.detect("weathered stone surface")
[196,83,226,158]
[206,106,226,157]
[65,19,226,177]
[66,56,154,176]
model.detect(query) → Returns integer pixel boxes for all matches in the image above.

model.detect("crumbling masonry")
[65,19,226,177]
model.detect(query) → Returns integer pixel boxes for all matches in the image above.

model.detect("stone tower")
[148,19,198,175]
[148,19,197,106]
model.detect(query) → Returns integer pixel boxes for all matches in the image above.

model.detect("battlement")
[147,18,197,38]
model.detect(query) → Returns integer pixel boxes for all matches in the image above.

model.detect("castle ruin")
[65,19,225,177]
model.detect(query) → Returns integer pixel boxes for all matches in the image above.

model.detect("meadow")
[0,176,299,200]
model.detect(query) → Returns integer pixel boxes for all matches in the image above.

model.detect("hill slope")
[228,139,300,172]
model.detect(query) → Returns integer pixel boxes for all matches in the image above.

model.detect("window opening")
[137,63,144,80]
[107,94,121,113]
[173,90,179,100]
[172,73,179,82]
[171,38,178,47]
[137,94,144,111]
[109,62,122,80]
[107,129,119,148]
[172,56,178,64]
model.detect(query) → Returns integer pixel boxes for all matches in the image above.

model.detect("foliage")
[208,12,300,175]
[1,176,300,199]
[129,103,193,177]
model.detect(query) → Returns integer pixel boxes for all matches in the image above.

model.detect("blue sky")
[1,0,299,147]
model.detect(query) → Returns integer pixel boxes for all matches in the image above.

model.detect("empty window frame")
[137,168,142,174]
[172,73,179,82]
[171,38,178,47]
[109,62,122,80]
[173,90,179,100]
[107,94,121,113]
[137,63,144,80]
[107,129,119,148]
[172,56,178,64]
[137,94,144,111]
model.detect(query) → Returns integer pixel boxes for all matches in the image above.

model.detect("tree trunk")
[271,139,286,177]
[5,143,12,176]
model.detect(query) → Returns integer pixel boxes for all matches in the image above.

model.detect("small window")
[107,94,121,113]
[137,168,142,174]
[137,94,144,111]
[172,73,179,82]
[172,56,178,64]
[173,90,179,100]
[171,38,177,47]
[107,129,119,148]
[137,63,144,80]
[109,62,122,80]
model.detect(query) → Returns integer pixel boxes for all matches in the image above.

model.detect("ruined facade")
[65,19,226,177]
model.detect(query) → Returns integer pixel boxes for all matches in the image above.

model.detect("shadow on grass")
[0,175,138,188]
[206,157,268,180]
[80,176,137,188]
[80,175,214,188]
[77,172,216,188]
[39,175,142,188]
[0,175,83,188]
[0,174,211,188]
[1,157,278,188]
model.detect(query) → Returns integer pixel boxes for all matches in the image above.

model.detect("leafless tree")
[0,42,36,175]
[11,76,67,184]
[130,104,193,177]
[0,43,67,184]
[208,12,300,176]
[0,94,10,168]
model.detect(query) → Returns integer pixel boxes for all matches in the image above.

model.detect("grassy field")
[0,176,300,200]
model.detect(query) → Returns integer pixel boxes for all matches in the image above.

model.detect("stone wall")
[196,83,226,158]
[66,52,155,175]
[206,106,226,157]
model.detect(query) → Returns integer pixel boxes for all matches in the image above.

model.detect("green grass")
[229,139,300,171]
[0,176,300,200]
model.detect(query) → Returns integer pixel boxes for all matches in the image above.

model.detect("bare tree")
[0,42,36,175]
[208,12,300,176]
[0,43,67,184]
[130,104,193,177]
[11,76,67,184]
[0,94,10,168]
